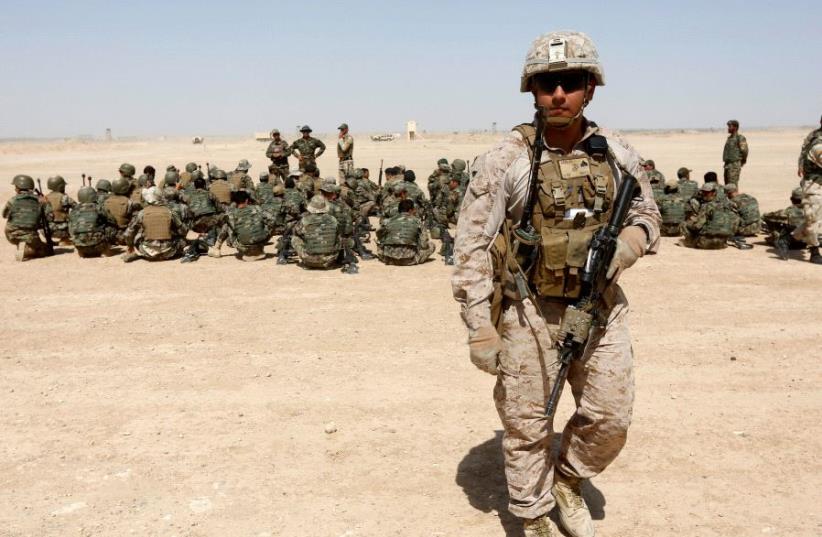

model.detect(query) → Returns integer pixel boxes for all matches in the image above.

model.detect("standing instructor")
[452,31,660,537]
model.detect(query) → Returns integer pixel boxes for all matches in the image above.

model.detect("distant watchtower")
[406,120,417,141]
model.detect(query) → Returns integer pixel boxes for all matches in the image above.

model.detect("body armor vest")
[188,189,216,217]
[229,173,246,191]
[9,194,41,230]
[235,207,269,245]
[734,194,760,226]
[209,181,231,204]
[129,181,142,204]
[256,183,275,205]
[802,134,822,184]
[678,179,698,200]
[302,214,340,255]
[142,205,173,240]
[513,123,616,299]
[703,203,735,238]
[659,196,686,224]
[105,195,130,227]
[179,171,193,189]
[283,189,304,217]
[382,215,420,247]
[69,204,100,235]
[47,192,68,222]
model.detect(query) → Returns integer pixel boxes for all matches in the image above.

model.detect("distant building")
[406,120,417,141]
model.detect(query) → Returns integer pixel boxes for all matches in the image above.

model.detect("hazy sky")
[1,0,819,138]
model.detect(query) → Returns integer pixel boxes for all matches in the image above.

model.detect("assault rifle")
[34,179,55,256]
[378,159,384,188]
[545,173,640,418]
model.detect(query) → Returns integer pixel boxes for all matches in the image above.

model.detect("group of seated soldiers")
[3,157,470,272]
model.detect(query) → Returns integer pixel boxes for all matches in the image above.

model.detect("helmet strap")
[538,72,591,130]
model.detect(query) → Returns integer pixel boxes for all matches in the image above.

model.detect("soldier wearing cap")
[427,158,451,200]
[229,159,255,193]
[451,31,660,537]
[683,183,739,249]
[723,119,749,185]
[676,167,698,200]
[266,129,291,183]
[291,125,326,173]
[3,175,52,261]
[337,123,354,181]
[642,159,665,200]
[764,188,806,253]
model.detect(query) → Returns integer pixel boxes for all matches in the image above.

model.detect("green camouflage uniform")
[182,187,223,234]
[45,191,77,240]
[677,179,699,201]
[646,169,666,200]
[657,192,687,237]
[3,192,51,259]
[291,136,326,172]
[215,205,276,260]
[376,213,434,265]
[293,212,341,268]
[723,133,749,185]
[763,203,805,249]
[684,198,739,249]
[229,170,255,193]
[68,202,116,257]
[730,193,760,236]
[266,138,291,182]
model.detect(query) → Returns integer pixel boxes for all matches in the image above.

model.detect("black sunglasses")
[532,72,589,94]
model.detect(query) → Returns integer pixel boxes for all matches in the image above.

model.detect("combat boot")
[14,242,25,262]
[523,515,558,537]
[207,246,221,258]
[341,262,359,275]
[810,246,822,265]
[276,249,290,265]
[121,252,140,263]
[205,228,217,247]
[553,475,595,537]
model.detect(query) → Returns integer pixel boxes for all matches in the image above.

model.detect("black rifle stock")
[34,179,55,256]
[511,108,546,279]
[544,173,640,418]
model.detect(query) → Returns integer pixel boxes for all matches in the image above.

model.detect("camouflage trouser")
[135,239,185,260]
[112,228,129,246]
[792,181,822,247]
[339,159,354,182]
[292,236,339,268]
[298,157,318,174]
[359,201,376,221]
[270,160,289,183]
[723,161,742,185]
[49,221,70,240]
[684,235,728,249]
[493,290,634,519]
[4,228,50,259]
[191,214,223,234]
[737,221,760,237]
[660,222,683,237]
[377,242,435,265]
[235,242,266,261]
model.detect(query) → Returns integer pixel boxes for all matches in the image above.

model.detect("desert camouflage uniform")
[451,122,660,520]
[792,139,822,247]
[291,137,326,172]
[723,132,749,185]
[124,204,187,261]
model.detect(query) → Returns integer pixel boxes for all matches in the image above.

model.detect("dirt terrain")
[1,129,820,537]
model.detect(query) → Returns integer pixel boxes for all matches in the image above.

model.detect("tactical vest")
[142,205,173,240]
[734,194,760,226]
[47,192,68,222]
[283,189,304,217]
[267,197,286,226]
[229,172,246,191]
[69,203,100,236]
[659,196,686,225]
[104,195,130,228]
[188,189,216,217]
[329,200,353,236]
[255,183,275,205]
[9,194,41,230]
[651,184,664,201]
[179,171,193,189]
[210,181,231,204]
[703,203,735,238]
[302,214,340,255]
[268,141,287,159]
[129,181,142,204]
[337,136,354,160]
[381,215,420,247]
[513,123,616,299]
[678,179,698,200]
[235,207,269,245]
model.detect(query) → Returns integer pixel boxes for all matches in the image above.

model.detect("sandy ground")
[0,128,820,537]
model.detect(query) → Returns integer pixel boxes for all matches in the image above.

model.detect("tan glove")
[606,226,647,282]
[468,325,501,375]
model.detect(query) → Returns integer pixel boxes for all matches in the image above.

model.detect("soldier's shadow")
[455,431,605,537]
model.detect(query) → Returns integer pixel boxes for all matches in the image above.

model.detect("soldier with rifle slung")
[451,31,660,537]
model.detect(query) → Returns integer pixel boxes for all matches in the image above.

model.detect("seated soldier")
[676,167,699,200]
[45,175,77,244]
[183,176,224,245]
[725,183,760,237]
[209,190,275,262]
[657,180,687,237]
[683,183,739,250]
[68,186,116,258]
[763,187,806,253]
[122,186,187,262]
[3,175,52,261]
[292,196,357,274]
[376,199,435,265]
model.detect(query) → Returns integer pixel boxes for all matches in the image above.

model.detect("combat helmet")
[111,177,131,195]
[520,31,605,92]
[47,175,67,192]
[12,175,34,191]
[211,169,227,180]
[451,159,466,172]
[96,179,112,192]
[77,186,97,203]
[307,195,329,214]
[164,170,179,186]
[300,125,312,133]
[236,159,251,171]
[185,162,198,173]
[118,163,136,177]
[319,178,338,193]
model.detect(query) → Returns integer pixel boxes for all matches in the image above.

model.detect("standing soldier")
[451,31,660,537]
[791,133,822,264]
[45,175,77,244]
[723,119,749,185]
[209,191,276,262]
[798,115,821,180]
[68,187,115,258]
[3,175,52,261]
[266,129,291,183]
[104,177,136,245]
[337,123,354,181]
[229,159,255,193]
[122,186,187,262]
[291,125,326,173]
